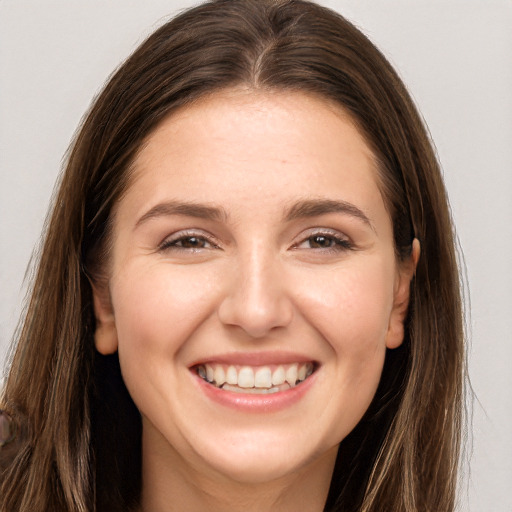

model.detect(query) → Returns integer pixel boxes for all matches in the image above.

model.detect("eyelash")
[158,231,219,252]
[293,230,353,252]
[158,229,353,253]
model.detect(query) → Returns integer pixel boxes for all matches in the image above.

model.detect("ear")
[386,238,420,349]
[91,281,118,355]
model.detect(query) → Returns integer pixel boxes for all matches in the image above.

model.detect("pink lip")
[188,350,315,368]
[192,365,317,413]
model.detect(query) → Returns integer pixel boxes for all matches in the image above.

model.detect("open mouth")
[194,362,315,394]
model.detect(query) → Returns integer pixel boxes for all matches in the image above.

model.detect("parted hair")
[0,1,463,511]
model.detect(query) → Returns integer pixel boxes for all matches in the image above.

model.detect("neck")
[139,427,337,512]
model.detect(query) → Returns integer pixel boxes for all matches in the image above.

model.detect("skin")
[93,89,419,512]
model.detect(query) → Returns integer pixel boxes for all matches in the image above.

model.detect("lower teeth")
[221,383,285,394]
[201,376,306,393]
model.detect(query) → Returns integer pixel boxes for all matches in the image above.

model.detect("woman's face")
[93,89,415,485]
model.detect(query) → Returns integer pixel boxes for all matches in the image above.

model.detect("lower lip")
[193,371,317,413]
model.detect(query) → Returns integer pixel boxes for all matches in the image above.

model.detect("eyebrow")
[135,200,228,228]
[135,198,373,230]
[284,198,374,230]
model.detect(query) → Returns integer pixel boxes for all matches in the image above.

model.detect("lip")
[191,357,318,413]
[188,350,315,368]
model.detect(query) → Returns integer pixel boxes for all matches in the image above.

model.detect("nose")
[217,246,293,338]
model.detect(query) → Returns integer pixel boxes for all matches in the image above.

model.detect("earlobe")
[386,239,420,349]
[91,281,118,355]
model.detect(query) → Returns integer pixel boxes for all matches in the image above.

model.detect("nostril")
[217,293,294,339]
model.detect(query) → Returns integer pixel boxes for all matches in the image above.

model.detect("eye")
[294,231,353,252]
[158,231,219,252]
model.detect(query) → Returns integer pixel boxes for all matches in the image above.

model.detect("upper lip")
[188,350,317,368]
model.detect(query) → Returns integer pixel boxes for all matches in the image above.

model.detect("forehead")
[118,88,387,230]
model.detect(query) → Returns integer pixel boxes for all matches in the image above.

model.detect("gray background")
[1,1,511,510]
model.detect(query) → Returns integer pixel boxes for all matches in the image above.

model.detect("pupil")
[183,237,202,248]
[311,235,331,248]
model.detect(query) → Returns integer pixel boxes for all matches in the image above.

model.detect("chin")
[189,431,330,485]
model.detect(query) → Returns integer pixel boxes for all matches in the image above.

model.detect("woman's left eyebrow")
[135,200,228,228]
[284,198,375,231]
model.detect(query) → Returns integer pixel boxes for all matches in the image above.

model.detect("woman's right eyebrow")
[134,200,229,228]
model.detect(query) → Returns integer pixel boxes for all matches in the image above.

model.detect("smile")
[195,362,315,394]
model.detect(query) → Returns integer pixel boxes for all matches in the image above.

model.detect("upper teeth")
[197,362,314,389]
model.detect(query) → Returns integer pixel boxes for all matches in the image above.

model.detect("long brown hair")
[0,1,464,510]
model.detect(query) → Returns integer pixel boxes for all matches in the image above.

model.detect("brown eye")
[308,235,334,248]
[159,232,219,252]
[178,236,207,249]
[293,231,353,252]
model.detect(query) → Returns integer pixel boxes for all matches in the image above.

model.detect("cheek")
[286,258,396,442]
[109,262,226,420]
[110,262,221,360]
[293,258,395,356]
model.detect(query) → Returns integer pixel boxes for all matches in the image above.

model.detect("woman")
[0,0,464,511]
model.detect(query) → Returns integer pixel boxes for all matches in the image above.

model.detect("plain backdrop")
[1,1,511,510]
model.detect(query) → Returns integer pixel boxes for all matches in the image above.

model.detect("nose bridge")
[243,242,278,306]
[218,240,293,338]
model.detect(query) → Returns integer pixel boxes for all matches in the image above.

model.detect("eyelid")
[291,228,353,250]
[158,229,221,251]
